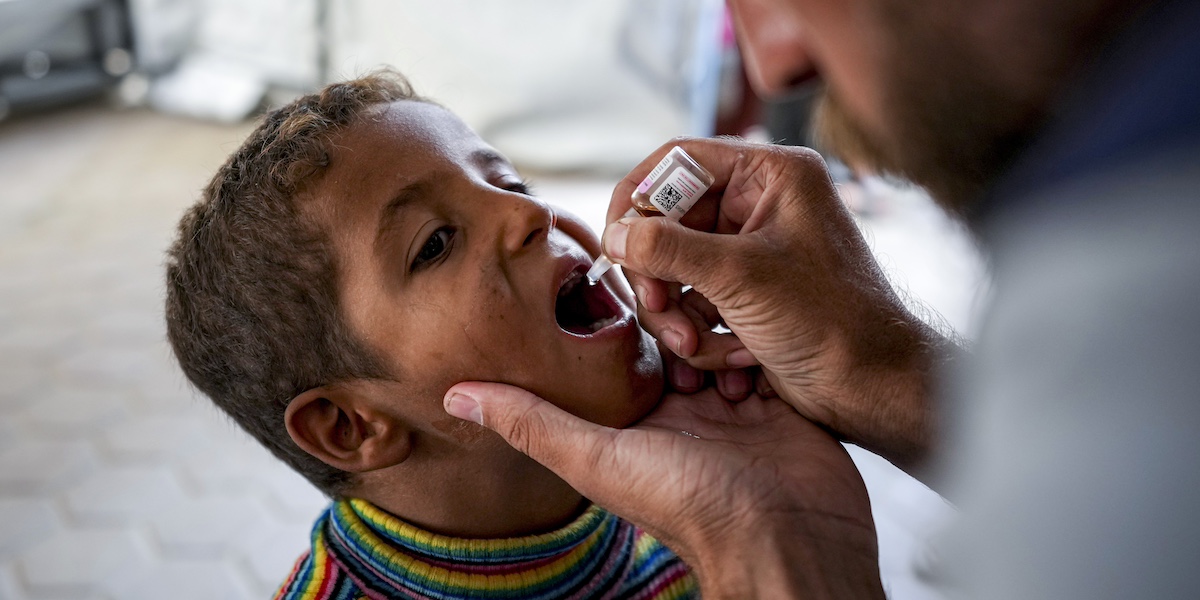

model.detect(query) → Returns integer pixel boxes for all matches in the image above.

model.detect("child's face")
[309,101,662,428]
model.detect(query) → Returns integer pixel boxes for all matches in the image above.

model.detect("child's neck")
[351,434,586,538]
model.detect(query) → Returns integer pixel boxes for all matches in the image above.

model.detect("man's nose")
[729,0,816,98]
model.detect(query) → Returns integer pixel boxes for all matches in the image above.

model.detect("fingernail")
[633,284,648,307]
[672,361,703,390]
[726,348,757,368]
[757,376,776,398]
[603,222,629,260]
[661,329,685,356]
[444,392,483,425]
[724,370,752,397]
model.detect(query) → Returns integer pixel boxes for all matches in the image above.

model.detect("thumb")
[443,381,614,493]
[605,216,736,292]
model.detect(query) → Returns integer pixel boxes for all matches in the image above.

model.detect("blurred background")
[0,1,981,598]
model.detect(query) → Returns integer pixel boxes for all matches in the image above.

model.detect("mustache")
[812,89,890,177]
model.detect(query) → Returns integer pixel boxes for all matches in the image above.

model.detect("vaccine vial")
[587,146,715,283]
[629,146,716,219]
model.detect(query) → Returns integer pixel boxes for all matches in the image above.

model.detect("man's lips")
[552,255,630,337]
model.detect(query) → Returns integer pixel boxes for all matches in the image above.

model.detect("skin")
[621,0,1134,475]
[731,0,1133,211]
[283,100,662,538]
[446,0,1150,596]
[607,138,947,478]
[446,384,885,599]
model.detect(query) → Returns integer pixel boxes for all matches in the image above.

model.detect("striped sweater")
[274,498,699,599]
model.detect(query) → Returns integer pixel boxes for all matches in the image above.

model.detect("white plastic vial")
[587,146,716,283]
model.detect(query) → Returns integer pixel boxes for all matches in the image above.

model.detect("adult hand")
[443,382,885,600]
[606,138,951,475]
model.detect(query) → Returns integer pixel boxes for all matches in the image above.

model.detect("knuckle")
[761,143,826,176]
[781,146,834,187]
[627,218,678,278]
[667,135,695,148]
[581,430,618,477]
[791,145,825,164]
[499,401,552,461]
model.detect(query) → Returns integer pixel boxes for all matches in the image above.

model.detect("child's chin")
[570,368,663,429]
[567,330,663,428]
[614,341,666,427]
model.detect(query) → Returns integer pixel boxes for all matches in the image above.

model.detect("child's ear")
[284,383,411,473]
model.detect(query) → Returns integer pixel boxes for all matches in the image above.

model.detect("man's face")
[728,0,1048,213]
[309,101,662,430]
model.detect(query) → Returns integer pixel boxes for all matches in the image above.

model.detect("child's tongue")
[555,271,620,335]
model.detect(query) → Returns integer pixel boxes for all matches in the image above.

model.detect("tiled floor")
[0,103,979,599]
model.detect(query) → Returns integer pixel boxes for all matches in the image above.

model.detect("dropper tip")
[585,256,613,284]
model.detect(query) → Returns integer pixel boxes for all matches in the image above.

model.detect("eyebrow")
[471,148,508,169]
[373,149,512,244]
[375,178,432,245]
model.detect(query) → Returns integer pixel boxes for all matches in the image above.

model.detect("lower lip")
[556,277,635,340]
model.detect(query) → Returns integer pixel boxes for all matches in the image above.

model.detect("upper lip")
[550,251,592,308]
[549,249,630,336]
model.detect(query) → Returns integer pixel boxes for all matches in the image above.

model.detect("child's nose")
[496,193,553,255]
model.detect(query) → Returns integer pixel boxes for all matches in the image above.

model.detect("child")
[164,70,698,599]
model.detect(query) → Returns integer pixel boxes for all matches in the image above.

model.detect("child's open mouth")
[555,267,624,336]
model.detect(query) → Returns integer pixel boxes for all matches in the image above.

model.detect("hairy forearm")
[838,320,964,488]
[689,514,886,600]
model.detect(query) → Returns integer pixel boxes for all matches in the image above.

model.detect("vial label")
[636,154,675,195]
[649,166,705,218]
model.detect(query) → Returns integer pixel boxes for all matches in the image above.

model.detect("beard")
[810,19,1047,221]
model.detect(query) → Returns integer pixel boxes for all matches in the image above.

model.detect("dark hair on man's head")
[165,70,426,496]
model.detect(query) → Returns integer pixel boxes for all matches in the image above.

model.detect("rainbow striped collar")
[275,498,698,599]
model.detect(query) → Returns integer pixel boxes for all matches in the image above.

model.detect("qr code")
[653,183,685,212]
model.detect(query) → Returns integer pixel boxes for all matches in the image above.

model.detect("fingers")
[636,289,755,369]
[637,300,699,357]
[666,356,704,393]
[663,353,757,401]
[604,216,739,306]
[443,382,617,497]
[755,370,778,398]
[678,290,758,368]
[607,137,768,227]
[637,299,747,368]
[625,270,670,314]
[716,369,753,401]
[688,329,754,370]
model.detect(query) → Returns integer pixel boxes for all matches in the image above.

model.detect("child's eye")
[504,178,534,196]
[413,227,454,271]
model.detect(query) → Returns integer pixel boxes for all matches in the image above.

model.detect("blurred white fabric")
[136,0,319,121]
[327,0,724,172]
[133,0,723,170]
[126,0,198,73]
[147,54,265,123]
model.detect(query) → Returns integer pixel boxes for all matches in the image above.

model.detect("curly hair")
[165,70,427,496]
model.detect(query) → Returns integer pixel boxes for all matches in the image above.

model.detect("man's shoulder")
[940,144,1200,600]
[988,144,1200,283]
[984,144,1200,363]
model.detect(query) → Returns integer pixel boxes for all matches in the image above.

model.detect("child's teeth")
[559,272,584,297]
[591,315,620,331]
